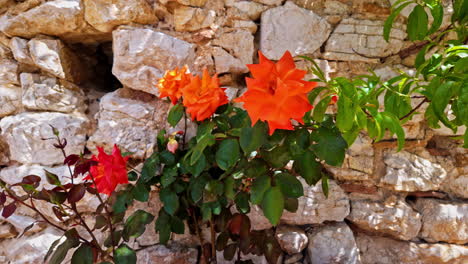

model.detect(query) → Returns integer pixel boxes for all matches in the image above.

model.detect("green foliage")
[9,3,466,263]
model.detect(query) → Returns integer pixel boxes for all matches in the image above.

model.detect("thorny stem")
[209,219,216,263]
[4,189,91,244]
[88,172,117,257]
[192,210,206,264]
[54,133,102,252]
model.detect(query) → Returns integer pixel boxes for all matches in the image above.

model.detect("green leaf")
[45,170,61,186]
[275,173,303,198]
[71,244,93,264]
[216,139,240,170]
[336,96,355,132]
[127,171,138,181]
[113,191,133,214]
[407,5,429,41]
[104,230,122,248]
[235,192,250,214]
[182,152,206,177]
[307,86,326,104]
[123,210,155,241]
[48,229,80,264]
[384,1,413,41]
[240,121,268,154]
[224,176,236,200]
[261,187,284,226]
[114,244,136,264]
[170,216,185,234]
[250,174,271,204]
[168,103,184,127]
[160,150,176,166]
[140,152,159,182]
[161,166,178,187]
[380,112,406,151]
[155,210,171,244]
[321,174,329,198]
[190,174,209,203]
[44,238,62,262]
[293,150,322,185]
[432,81,457,131]
[284,197,299,213]
[261,144,291,168]
[190,133,215,165]
[312,96,332,122]
[159,188,179,215]
[206,180,224,196]
[131,181,150,202]
[428,3,444,34]
[310,126,348,166]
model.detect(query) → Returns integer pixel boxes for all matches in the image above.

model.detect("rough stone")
[20,73,85,113]
[444,172,468,199]
[136,242,198,264]
[415,199,468,244]
[253,0,283,5]
[307,222,360,264]
[275,225,308,254]
[213,29,254,65]
[260,1,331,60]
[83,0,157,32]
[28,38,87,83]
[0,84,21,117]
[0,112,89,165]
[380,151,447,192]
[229,20,258,34]
[0,164,72,189]
[9,37,34,65]
[0,137,10,165]
[323,18,405,62]
[175,0,208,7]
[347,196,422,240]
[87,89,169,159]
[231,1,267,20]
[0,227,64,264]
[356,233,468,264]
[3,214,45,235]
[0,0,89,39]
[174,6,215,32]
[112,27,196,95]
[212,47,248,74]
[0,223,16,239]
[0,58,19,85]
[248,179,349,229]
[281,179,350,225]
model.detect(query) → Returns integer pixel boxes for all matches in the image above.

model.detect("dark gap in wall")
[92,42,122,92]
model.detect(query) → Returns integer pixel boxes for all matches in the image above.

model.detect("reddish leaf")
[2,202,16,218]
[0,192,6,206]
[52,183,73,192]
[228,213,243,235]
[68,184,86,203]
[21,175,42,188]
[64,154,80,166]
[52,206,65,221]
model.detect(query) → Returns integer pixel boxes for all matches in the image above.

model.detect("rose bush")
[0,1,465,263]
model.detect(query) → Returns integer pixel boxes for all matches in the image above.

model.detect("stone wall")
[0,0,466,263]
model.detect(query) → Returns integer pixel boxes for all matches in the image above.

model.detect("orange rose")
[181,69,228,121]
[235,51,317,134]
[157,66,191,104]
